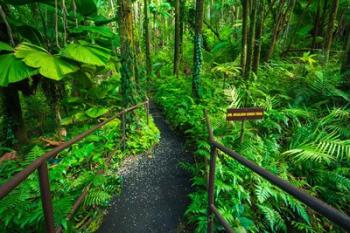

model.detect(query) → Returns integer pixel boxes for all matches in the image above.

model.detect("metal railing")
[0,100,150,233]
[204,111,350,233]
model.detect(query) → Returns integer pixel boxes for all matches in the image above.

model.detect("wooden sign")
[226,108,264,121]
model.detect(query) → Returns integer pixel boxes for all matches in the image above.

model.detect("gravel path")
[97,104,192,233]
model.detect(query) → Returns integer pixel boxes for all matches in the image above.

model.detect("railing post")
[121,111,126,151]
[208,145,217,233]
[38,161,55,233]
[145,101,149,126]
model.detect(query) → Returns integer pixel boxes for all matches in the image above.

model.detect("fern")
[283,130,350,163]
[211,62,241,77]
[291,221,316,233]
[258,205,287,232]
[84,190,111,207]
[25,145,45,164]
[255,183,276,204]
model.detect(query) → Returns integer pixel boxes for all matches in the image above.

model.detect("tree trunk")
[245,0,257,78]
[144,0,152,79]
[341,27,350,87]
[41,79,63,126]
[118,0,138,108]
[283,0,312,54]
[180,0,185,60]
[0,6,14,46]
[252,0,264,73]
[324,0,339,63]
[0,5,28,145]
[192,0,205,100]
[265,0,285,62]
[241,0,250,76]
[265,0,295,62]
[2,86,29,144]
[173,0,181,77]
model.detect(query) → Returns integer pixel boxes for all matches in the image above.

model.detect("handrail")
[204,111,350,233]
[0,100,149,233]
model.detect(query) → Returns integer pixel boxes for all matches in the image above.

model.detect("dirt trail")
[97,104,192,233]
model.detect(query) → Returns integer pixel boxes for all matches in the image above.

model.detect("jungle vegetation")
[0,0,350,232]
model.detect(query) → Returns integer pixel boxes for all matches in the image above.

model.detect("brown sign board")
[226,108,264,121]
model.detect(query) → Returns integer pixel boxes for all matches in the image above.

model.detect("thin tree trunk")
[0,6,14,46]
[265,0,295,62]
[41,79,63,126]
[241,0,250,76]
[245,0,257,78]
[0,5,29,144]
[2,86,29,144]
[252,0,264,73]
[72,0,78,27]
[311,0,322,49]
[61,0,68,45]
[173,0,181,77]
[341,26,350,86]
[265,0,285,62]
[192,0,205,100]
[131,3,140,87]
[180,0,185,60]
[118,0,138,108]
[144,0,152,79]
[38,3,50,49]
[54,0,61,48]
[283,0,312,54]
[324,0,339,63]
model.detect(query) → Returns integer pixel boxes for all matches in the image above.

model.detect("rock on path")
[97,104,192,233]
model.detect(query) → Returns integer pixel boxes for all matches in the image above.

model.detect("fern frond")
[291,221,316,233]
[25,146,45,164]
[84,190,111,207]
[258,205,287,232]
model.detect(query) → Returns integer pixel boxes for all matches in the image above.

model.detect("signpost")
[226,108,264,142]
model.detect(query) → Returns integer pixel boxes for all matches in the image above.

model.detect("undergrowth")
[0,75,160,233]
[152,55,350,233]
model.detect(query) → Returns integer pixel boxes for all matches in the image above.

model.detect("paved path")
[97,104,192,233]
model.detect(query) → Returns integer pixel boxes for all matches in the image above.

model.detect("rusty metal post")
[239,120,245,143]
[38,162,55,233]
[121,111,126,151]
[145,101,150,126]
[208,145,217,233]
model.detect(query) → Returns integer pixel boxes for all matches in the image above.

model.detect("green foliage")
[85,107,109,118]
[60,41,112,67]
[0,110,159,232]
[152,57,349,232]
[15,42,79,80]
[0,53,38,87]
[0,41,13,52]
[70,26,116,39]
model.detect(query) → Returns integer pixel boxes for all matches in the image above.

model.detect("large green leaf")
[91,15,116,26]
[70,25,115,38]
[0,42,13,52]
[0,53,38,87]
[85,107,109,118]
[60,42,111,66]
[15,42,78,80]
